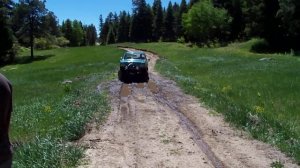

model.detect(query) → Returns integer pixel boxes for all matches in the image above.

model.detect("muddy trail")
[78,49,298,168]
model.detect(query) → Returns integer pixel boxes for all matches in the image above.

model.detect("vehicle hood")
[120,59,147,64]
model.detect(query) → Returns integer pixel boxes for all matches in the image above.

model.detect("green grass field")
[0,46,122,167]
[120,40,300,164]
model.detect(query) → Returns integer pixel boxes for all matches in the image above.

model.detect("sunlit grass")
[1,46,122,167]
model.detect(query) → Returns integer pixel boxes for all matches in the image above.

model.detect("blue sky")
[45,0,183,31]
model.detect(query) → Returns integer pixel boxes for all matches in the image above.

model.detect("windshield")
[124,53,146,59]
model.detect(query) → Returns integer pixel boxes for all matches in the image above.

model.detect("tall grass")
[1,46,121,167]
[121,40,300,164]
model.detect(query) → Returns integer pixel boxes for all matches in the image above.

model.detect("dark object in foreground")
[0,73,13,168]
[119,51,149,83]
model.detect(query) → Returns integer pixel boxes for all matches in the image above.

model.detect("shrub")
[177,37,185,44]
[56,37,69,47]
[182,0,231,45]
[35,38,49,50]
[250,39,271,53]
[35,36,69,50]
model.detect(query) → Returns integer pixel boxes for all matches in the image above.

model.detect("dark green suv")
[119,51,149,82]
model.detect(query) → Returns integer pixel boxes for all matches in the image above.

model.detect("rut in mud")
[78,49,298,168]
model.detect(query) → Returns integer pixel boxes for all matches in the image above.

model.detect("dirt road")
[78,49,298,168]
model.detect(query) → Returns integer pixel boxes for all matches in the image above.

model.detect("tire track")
[78,48,299,168]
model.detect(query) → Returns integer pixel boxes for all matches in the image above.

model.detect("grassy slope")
[0,46,122,167]
[120,40,300,163]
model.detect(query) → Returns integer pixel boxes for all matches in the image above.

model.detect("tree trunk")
[30,37,34,59]
[30,18,34,60]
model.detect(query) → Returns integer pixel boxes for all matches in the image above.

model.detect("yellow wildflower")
[221,85,232,94]
[253,105,264,113]
[43,105,52,113]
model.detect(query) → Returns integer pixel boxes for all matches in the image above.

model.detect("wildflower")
[221,85,232,94]
[253,105,264,113]
[43,105,52,113]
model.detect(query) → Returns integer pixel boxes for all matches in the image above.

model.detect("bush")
[35,36,69,50]
[177,37,185,44]
[35,38,50,50]
[182,0,231,45]
[56,37,69,47]
[250,39,272,53]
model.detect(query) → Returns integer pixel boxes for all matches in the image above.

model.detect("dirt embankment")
[78,49,298,168]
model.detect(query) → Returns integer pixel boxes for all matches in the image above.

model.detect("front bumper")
[120,63,148,74]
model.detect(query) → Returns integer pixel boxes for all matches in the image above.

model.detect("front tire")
[118,69,127,82]
[141,69,149,82]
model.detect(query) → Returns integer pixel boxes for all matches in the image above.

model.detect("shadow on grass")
[250,40,300,56]
[12,55,55,65]
[295,51,300,57]
[1,55,55,68]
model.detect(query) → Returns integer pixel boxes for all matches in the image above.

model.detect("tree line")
[100,0,300,52]
[0,0,97,64]
[1,0,299,65]
[61,19,97,47]
[99,0,188,44]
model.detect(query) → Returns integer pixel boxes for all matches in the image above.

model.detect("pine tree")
[61,20,66,35]
[277,0,300,50]
[173,2,180,38]
[173,2,180,13]
[177,0,188,37]
[107,28,115,44]
[62,19,85,46]
[126,12,131,40]
[261,0,283,49]
[180,0,188,13]
[152,0,163,41]
[163,2,175,41]
[112,12,119,42]
[117,11,130,42]
[0,0,15,64]
[15,0,47,59]
[130,0,153,42]
[213,0,245,41]
[41,11,60,36]
[99,15,104,43]
[71,20,84,46]
[100,12,118,44]
[86,24,97,46]
[230,0,244,40]
[64,19,73,44]
[146,4,153,40]
[100,19,109,45]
